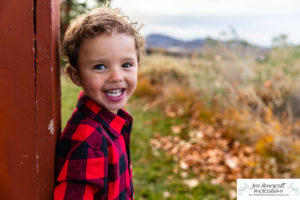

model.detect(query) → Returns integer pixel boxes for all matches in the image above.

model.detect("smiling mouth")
[104,88,125,97]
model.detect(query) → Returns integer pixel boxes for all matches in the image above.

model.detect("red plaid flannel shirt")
[54,92,134,200]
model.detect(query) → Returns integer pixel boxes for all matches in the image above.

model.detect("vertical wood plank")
[0,1,36,199]
[35,0,61,199]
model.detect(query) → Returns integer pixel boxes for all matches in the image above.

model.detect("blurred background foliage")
[60,1,300,199]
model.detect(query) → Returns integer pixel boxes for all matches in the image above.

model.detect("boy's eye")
[93,64,106,70]
[122,63,133,68]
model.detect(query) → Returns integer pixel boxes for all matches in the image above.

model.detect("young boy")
[54,6,144,200]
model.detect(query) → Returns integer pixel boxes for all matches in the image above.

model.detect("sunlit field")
[61,45,300,199]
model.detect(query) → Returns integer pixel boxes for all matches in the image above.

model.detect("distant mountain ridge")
[146,34,206,51]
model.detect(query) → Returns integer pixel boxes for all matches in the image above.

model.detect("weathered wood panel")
[0,0,60,199]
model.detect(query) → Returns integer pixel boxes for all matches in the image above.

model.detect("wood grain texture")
[0,0,60,199]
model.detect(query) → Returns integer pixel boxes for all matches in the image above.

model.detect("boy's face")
[70,30,138,113]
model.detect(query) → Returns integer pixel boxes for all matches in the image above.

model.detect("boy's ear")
[66,66,81,86]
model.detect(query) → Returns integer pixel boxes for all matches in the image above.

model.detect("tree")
[272,34,289,49]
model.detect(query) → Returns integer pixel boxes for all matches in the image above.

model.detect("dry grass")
[135,46,300,197]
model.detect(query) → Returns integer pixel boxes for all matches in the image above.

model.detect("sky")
[108,0,300,46]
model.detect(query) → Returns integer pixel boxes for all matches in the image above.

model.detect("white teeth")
[105,89,123,97]
[108,89,122,93]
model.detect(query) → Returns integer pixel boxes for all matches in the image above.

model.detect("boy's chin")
[104,102,126,113]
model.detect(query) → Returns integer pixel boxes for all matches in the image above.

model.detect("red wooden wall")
[0,0,60,199]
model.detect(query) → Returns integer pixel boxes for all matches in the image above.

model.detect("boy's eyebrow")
[121,56,137,61]
[88,57,137,64]
[88,59,106,64]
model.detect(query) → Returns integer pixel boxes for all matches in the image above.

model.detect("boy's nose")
[109,67,123,83]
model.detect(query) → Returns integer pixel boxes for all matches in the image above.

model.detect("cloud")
[111,0,300,46]
[112,0,300,15]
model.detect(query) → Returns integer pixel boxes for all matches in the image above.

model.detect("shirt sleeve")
[54,124,108,200]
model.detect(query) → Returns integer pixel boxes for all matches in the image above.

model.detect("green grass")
[61,76,81,128]
[61,76,230,200]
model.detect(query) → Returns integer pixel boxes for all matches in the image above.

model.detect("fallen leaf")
[184,179,199,188]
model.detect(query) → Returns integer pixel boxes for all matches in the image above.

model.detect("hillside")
[145,33,266,58]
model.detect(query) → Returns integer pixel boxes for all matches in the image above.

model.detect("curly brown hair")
[62,6,145,70]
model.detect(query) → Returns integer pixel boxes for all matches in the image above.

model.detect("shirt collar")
[76,91,133,138]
